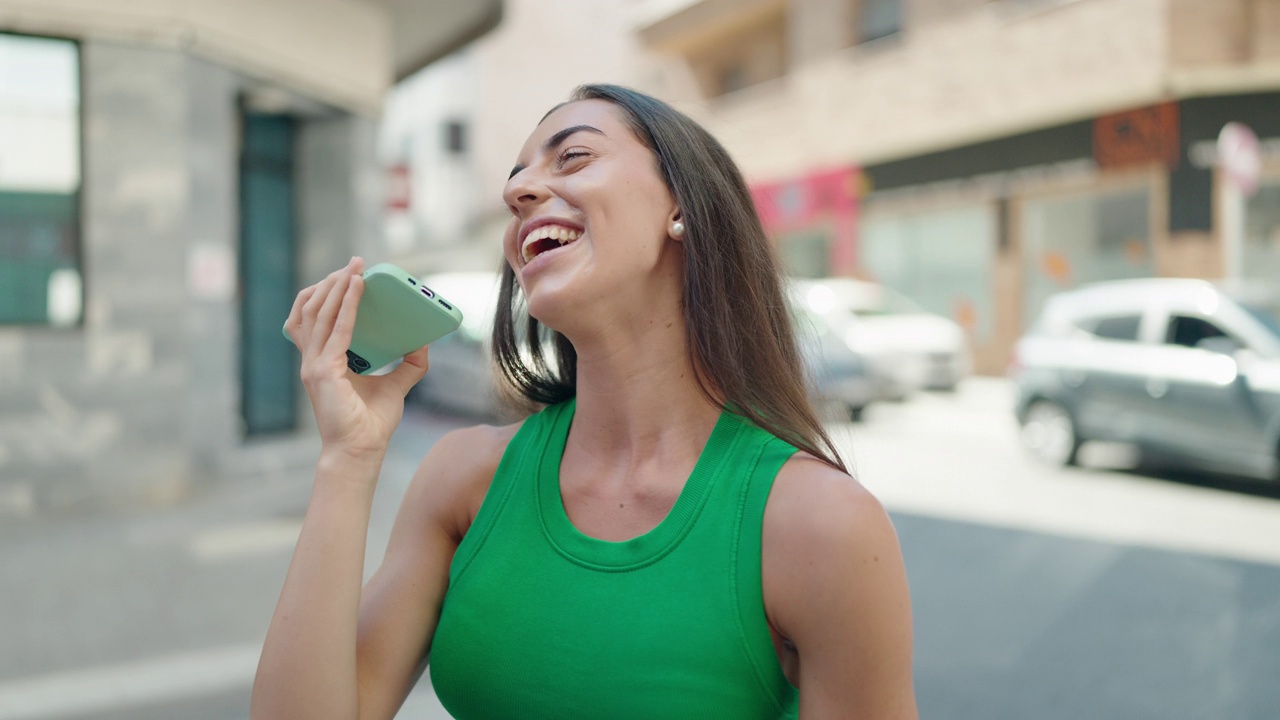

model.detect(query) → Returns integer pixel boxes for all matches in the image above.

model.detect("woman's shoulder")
[763,451,897,559]
[406,418,527,542]
[760,452,916,714]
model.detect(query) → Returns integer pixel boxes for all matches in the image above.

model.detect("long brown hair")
[492,84,847,473]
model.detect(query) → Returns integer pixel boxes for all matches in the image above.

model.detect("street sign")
[1217,122,1261,197]
[1217,122,1261,283]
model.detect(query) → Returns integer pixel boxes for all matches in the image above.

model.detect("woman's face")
[502,99,681,327]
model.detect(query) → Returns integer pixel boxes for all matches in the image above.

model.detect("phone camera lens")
[346,350,372,373]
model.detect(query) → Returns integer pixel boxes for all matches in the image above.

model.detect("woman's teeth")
[522,225,582,263]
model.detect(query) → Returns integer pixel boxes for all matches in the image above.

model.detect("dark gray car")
[1012,278,1280,481]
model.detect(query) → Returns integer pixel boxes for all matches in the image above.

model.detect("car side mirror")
[1195,336,1241,356]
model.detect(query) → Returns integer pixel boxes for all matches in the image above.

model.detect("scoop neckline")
[535,398,744,570]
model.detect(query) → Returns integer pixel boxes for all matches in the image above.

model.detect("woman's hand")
[283,257,430,461]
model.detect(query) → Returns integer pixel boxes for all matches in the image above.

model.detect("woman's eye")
[557,149,590,167]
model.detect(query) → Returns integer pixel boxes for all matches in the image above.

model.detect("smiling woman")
[252,85,918,720]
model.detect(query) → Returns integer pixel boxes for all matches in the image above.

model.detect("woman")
[255,84,917,719]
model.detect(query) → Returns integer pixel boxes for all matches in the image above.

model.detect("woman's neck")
[564,313,721,469]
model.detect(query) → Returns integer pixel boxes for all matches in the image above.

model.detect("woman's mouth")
[521,224,582,264]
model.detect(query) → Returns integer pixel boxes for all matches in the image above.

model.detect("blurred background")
[3,0,1280,717]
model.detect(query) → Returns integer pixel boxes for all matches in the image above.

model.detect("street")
[2,378,1280,719]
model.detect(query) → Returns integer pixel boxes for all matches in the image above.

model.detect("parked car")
[789,296,881,421]
[1012,278,1280,481]
[410,271,883,422]
[408,271,504,418]
[790,278,971,394]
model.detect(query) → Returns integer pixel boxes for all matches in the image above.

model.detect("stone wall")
[0,40,378,515]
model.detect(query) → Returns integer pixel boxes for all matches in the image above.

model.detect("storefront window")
[779,229,832,278]
[1245,178,1280,282]
[859,0,902,43]
[861,204,995,341]
[1023,185,1152,321]
[0,33,81,326]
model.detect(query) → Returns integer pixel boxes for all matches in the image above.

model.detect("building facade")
[379,0,648,276]
[636,0,1280,374]
[0,0,498,514]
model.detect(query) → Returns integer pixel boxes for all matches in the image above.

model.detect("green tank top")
[428,399,800,719]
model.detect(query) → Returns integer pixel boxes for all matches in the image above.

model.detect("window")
[443,119,467,156]
[717,63,751,96]
[1023,185,1152,324]
[1088,315,1142,342]
[1245,178,1280,283]
[0,33,81,326]
[1239,302,1280,339]
[779,230,831,278]
[862,203,996,341]
[1166,316,1232,349]
[688,9,787,98]
[859,0,902,44]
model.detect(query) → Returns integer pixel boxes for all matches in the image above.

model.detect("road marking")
[0,644,260,720]
[188,519,303,563]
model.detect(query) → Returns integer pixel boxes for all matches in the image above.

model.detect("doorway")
[238,111,299,436]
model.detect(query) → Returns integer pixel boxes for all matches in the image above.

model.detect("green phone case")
[283,262,464,375]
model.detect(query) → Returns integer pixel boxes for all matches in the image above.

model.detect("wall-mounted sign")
[1093,102,1180,170]
[751,166,860,234]
[750,166,861,275]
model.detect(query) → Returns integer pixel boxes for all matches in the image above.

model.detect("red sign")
[751,166,860,234]
[1093,102,1180,170]
[751,166,861,275]
[386,164,412,212]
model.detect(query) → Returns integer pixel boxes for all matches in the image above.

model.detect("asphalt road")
[1,378,1278,719]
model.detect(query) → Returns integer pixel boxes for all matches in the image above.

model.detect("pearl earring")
[671,221,685,238]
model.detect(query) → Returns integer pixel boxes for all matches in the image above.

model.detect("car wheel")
[1021,400,1080,467]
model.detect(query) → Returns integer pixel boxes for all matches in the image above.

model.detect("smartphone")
[284,262,464,375]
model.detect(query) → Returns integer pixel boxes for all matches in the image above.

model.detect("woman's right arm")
[250,259,498,719]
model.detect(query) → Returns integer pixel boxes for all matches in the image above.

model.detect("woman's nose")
[503,170,550,211]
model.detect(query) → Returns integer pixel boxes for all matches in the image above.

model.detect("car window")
[1086,314,1142,341]
[1239,303,1280,339]
[1165,315,1234,349]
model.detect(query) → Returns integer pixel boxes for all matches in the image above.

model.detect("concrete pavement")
[2,379,1280,719]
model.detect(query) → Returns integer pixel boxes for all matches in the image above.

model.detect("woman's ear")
[667,210,686,242]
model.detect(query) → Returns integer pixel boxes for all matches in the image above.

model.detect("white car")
[407,271,505,418]
[790,278,971,393]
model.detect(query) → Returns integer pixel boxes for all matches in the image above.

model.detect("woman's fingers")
[295,259,356,349]
[284,285,318,346]
[299,266,344,334]
[307,264,356,357]
[323,270,364,362]
[387,345,430,396]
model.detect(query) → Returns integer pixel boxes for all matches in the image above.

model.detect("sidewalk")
[0,406,473,720]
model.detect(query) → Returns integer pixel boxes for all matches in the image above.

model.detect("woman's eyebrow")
[508,124,607,179]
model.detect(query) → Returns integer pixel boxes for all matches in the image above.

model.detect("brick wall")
[663,0,1170,180]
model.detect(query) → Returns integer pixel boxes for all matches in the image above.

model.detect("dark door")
[239,112,298,436]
